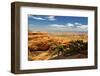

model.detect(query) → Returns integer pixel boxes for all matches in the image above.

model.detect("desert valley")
[28,32,88,61]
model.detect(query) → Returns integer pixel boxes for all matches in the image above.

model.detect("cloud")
[49,22,88,32]
[50,24,66,28]
[77,25,88,30]
[47,16,56,21]
[30,16,46,20]
[74,22,81,26]
[66,23,74,27]
[29,15,56,21]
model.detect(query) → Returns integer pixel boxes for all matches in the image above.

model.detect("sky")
[28,15,88,32]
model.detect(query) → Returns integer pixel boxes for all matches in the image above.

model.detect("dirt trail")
[29,51,52,60]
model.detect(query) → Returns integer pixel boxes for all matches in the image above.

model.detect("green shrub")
[63,40,88,56]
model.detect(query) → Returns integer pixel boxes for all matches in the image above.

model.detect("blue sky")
[28,15,88,32]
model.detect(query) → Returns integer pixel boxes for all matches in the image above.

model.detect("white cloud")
[49,23,88,32]
[74,22,81,26]
[29,22,88,32]
[29,15,56,21]
[50,24,66,28]
[66,23,74,27]
[30,16,46,20]
[47,16,56,21]
[77,25,88,30]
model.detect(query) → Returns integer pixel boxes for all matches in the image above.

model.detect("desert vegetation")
[28,32,88,61]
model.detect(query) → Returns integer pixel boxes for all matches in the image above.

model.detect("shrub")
[63,40,88,56]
